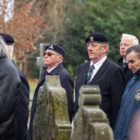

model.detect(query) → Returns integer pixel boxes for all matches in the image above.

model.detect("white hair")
[0,36,9,55]
[121,33,139,46]
[7,44,14,59]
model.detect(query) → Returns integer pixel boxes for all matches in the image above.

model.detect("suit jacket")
[74,59,126,129]
[29,64,74,140]
[12,62,30,140]
[117,57,134,84]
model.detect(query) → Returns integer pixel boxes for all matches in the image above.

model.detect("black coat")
[74,59,126,129]
[13,62,30,140]
[29,64,74,140]
[117,57,134,84]
[0,54,21,140]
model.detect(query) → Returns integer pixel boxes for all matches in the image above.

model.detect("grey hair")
[0,36,9,55]
[121,33,139,45]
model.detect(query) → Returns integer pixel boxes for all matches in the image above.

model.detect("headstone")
[71,85,114,140]
[33,76,71,140]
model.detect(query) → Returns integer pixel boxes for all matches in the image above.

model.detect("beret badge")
[135,89,140,101]
[90,36,94,42]
[49,44,54,49]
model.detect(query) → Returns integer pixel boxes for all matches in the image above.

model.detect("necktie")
[123,62,128,69]
[85,65,94,85]
[45,71,51,76]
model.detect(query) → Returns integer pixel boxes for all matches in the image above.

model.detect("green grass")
[28,79,38,100]
[28,79,38,127]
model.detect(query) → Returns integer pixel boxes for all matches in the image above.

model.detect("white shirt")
[89,56,107,81]
[47,65,58,73]
[123,58,128,64]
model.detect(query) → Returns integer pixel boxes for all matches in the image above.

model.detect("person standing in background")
[118,33,139,84]
[29,44,74,140]
[0,33,30,140]
[74,32,126,129]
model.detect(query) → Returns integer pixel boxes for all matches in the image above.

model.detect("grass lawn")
[28,79,38,126]
[28,79,38,100]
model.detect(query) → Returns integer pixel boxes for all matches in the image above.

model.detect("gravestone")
[33,76,71,140]
[71,85,114,140]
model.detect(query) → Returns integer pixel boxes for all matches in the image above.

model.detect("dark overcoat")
[29,64,74,140]
[0,54,20,140]
[117,57,134,84]
[74,59,126,129]
[13,62,30,140]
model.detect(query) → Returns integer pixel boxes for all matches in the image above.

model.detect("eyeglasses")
[44,52,58,56]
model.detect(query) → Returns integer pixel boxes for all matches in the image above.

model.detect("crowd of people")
[0,32,140,140]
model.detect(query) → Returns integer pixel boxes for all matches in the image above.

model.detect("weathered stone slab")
[33,76,71,140]
[71,85,114,140]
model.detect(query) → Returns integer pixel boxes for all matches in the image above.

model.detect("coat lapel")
[36,73,46,89]
[36,64,62,92]
[49,64,63,75]
[91,59,108,83]
[80,62,90,85]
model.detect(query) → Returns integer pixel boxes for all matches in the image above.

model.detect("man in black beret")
[0,33,30,140]
[74,32,126,129]
[29,44,74,140]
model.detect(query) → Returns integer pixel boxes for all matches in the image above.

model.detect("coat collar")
[135,69,140,76]
[48,64,63,75]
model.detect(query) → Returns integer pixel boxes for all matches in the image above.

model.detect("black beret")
[86,32,108,44]
[0,33,14,45]
[45,44,65,57]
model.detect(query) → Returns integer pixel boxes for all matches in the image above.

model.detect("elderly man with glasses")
[29,44,74,140]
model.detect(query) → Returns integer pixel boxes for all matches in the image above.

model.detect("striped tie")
[85,65,94,85]
[45,71,51,76]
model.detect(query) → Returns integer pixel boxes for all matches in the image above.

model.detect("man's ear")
[104,44,109,53]
[58,55,63,62]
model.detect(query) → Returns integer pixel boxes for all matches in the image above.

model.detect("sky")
[0,0,14,22]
